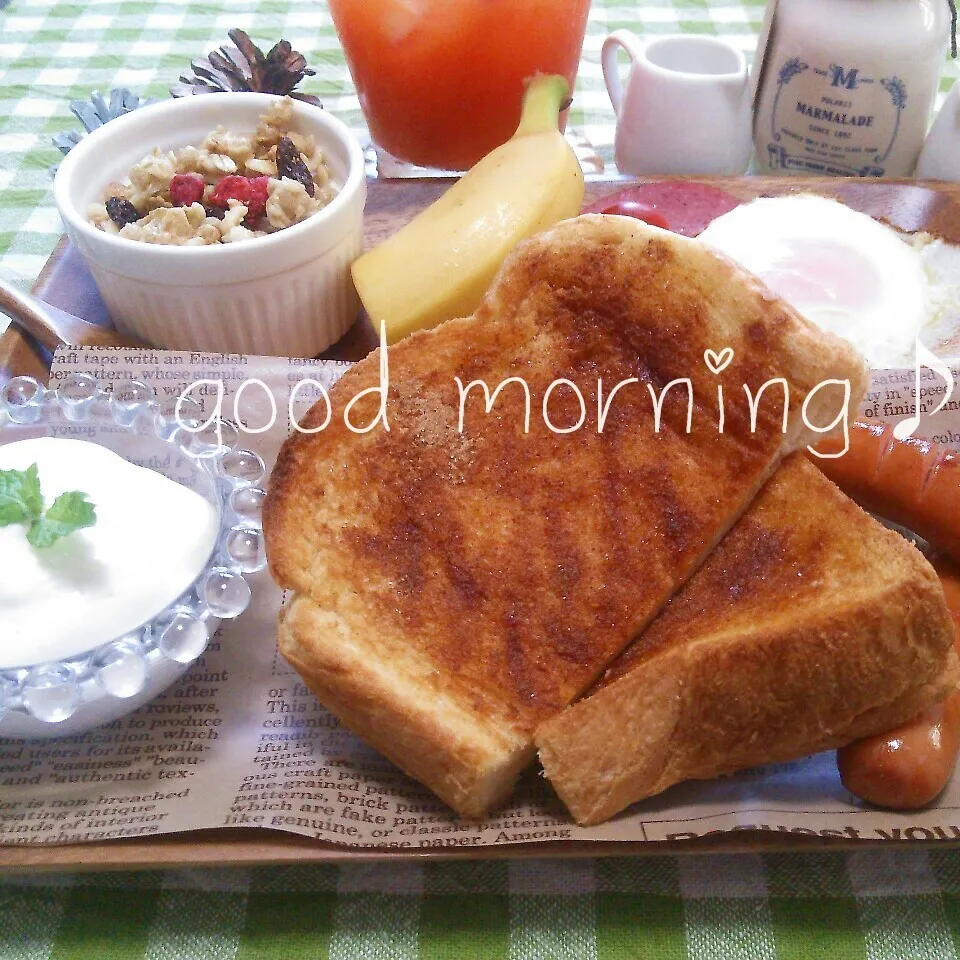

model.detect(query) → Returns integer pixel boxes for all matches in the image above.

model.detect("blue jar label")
[763,55,909,177]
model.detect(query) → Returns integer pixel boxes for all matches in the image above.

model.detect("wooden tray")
[3,174,960,873]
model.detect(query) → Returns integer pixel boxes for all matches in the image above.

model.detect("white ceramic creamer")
[752,0,952,177]
[602,32,753,176]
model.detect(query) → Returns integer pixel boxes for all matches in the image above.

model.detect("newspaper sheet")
[1,346,959,850]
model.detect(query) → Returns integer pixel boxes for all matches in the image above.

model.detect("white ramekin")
[54,93,366,357]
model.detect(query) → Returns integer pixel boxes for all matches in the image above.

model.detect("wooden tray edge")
[3,828,959,874]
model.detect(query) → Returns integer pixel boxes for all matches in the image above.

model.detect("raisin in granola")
[276,136,315,197]
[105,197,141,226]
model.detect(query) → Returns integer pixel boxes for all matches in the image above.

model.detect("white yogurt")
[0,437,219,669]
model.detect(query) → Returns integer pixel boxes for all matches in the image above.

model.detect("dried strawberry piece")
[244,176,270,222]
[105,197,141,226]
[169,172,205,207]
[209,174,252,210]
[208,174,271,225]
[276,137,315,197]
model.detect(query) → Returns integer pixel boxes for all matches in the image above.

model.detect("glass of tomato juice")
[328,0,591,172]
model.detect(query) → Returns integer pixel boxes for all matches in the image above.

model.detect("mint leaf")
[0,464,43,526]
[26,491,96,549]
[21,464,43,517]
[0,463,95,549]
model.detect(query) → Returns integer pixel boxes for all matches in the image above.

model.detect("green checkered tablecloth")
[6,852,960,959]
[4,2,960,958]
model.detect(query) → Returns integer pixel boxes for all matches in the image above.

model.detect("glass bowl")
[0,373,267,739]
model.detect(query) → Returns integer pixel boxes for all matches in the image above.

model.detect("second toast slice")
[537,455,959,825]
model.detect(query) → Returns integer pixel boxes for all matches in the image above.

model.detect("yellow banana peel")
[351,74,585,344]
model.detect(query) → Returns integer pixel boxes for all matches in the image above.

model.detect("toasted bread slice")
[537,455,959,825]
[265,215,867,818]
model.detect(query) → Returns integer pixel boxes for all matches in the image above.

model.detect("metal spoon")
[0,280,149,351]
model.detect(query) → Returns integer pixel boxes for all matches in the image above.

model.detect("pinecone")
[170,29,321,106]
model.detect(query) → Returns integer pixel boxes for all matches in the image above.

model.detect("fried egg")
[698,194,960,369]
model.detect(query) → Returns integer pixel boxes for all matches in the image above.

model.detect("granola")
[88,97,337,246]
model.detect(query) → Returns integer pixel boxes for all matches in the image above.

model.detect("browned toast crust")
[279,596,534,819]
[537,456,959,825]
[265,216,868,816]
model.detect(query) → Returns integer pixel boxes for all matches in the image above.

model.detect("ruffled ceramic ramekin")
[0,373,266,739]
[53,93,366,357]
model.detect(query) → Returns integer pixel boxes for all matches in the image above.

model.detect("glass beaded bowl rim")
[0,372,267,726]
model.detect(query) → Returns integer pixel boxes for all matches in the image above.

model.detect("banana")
[351,75,585,344]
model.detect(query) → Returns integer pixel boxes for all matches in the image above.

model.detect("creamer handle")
[601,30,644,115]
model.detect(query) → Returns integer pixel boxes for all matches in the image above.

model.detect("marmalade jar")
[752,0,952,176]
